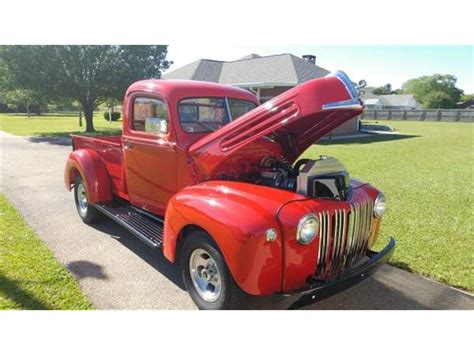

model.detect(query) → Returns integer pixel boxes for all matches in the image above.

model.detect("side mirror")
[145,117,168,134]
[356,80,367,89]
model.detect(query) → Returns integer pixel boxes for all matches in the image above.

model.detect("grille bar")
[315,199,374,279]
[316,211,330,275]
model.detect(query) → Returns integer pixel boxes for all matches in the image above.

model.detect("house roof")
[363,98,382,106]
[362,94,419,107]
[359,89,378,99]
[163,53,331,87]
[379,95,416,107]
[236,53,261,60]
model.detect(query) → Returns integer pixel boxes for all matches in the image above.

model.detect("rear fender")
[64,149,113,204]
[162,181,290,295]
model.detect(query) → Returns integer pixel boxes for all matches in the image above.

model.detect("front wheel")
[181,231,248,310]
[74,176,101,224]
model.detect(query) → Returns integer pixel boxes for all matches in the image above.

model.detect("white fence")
[361,109,474,122]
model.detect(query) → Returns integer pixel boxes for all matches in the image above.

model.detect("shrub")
[103,111,121,121]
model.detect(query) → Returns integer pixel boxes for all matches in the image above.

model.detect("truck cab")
[121,80,259,216]
[65,72,395,310]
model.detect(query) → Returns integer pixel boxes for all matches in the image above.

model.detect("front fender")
[163,181,300,295]
[64,149,113,204]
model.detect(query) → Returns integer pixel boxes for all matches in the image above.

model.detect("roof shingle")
[163,53,331,87]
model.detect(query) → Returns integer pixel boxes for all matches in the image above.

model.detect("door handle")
[124,141,134,150]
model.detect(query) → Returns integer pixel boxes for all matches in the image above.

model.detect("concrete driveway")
[1,131,473,310]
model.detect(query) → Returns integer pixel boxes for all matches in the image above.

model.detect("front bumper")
[275,237,396,309]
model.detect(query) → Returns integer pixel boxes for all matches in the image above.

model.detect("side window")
[133,97,169,134]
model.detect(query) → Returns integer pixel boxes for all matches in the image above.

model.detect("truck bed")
[71,134,127,198]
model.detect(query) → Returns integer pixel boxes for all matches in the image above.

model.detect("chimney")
[302,54,316,65]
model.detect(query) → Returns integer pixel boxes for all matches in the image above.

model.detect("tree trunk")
[33,105,41,115]
[78,106,83,127]
[26,100,30,118]
[82,102,95,132]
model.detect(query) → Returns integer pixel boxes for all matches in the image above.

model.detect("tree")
[460,93,474,102]
[423,91,453,109]
[2,89,46,116]
[402,74,463,109]
[0,45,172,131]
[0,47,51,115]
[372,83,394,95]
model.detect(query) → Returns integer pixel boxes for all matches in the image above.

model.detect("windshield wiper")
[195,121,216,132]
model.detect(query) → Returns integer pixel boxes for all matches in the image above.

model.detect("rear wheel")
[74,176,101,224]
[181,230,248,310]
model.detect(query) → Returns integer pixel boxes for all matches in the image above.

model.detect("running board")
[95,204,164,249]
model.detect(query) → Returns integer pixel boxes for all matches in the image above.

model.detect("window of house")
[133,97,169,134]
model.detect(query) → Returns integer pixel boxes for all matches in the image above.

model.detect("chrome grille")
[315,199,374,278]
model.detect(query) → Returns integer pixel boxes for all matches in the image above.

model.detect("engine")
[257,155,351,201]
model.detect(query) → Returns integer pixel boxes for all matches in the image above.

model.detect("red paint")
[64,76,385,296]
[277,183,380,292]
[64,147,114,204]
[189,75,361,178]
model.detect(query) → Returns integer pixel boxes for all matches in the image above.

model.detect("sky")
[164,45,474,94]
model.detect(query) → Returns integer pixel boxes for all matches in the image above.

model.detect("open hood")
[189,71,364,179]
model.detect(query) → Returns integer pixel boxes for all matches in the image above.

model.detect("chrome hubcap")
[189,248,222,302]
[77,183,88,215]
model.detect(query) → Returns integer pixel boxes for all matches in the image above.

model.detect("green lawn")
[0,113,472,291]
[0,194,93,310]
[0,113,122,137]
[304,120,474,291]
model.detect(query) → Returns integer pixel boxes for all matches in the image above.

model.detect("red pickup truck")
[64,71,395,309]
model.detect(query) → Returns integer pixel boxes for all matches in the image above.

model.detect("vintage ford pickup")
[64,71,395,309]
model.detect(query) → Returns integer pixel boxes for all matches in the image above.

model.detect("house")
[363,98,384,110]
[378,95,421,110]
[163,53,360,136]
[457,99,474,109]
[360,90,421,110]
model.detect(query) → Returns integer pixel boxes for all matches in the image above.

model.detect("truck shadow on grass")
[317,133,420,146]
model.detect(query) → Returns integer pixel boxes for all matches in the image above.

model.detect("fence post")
[388,110,392,120]
[437,110,442,121]
[455,110,461,122]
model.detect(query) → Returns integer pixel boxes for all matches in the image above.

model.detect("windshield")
[178,97,257,133]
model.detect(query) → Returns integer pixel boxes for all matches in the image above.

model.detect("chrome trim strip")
[317,212,323,270]
[322,71,363,111]
[328,70,359,99]
[322,99,362,110]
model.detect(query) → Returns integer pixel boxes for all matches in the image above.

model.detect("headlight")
[374,192,386,218]
[296,214,319,245]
